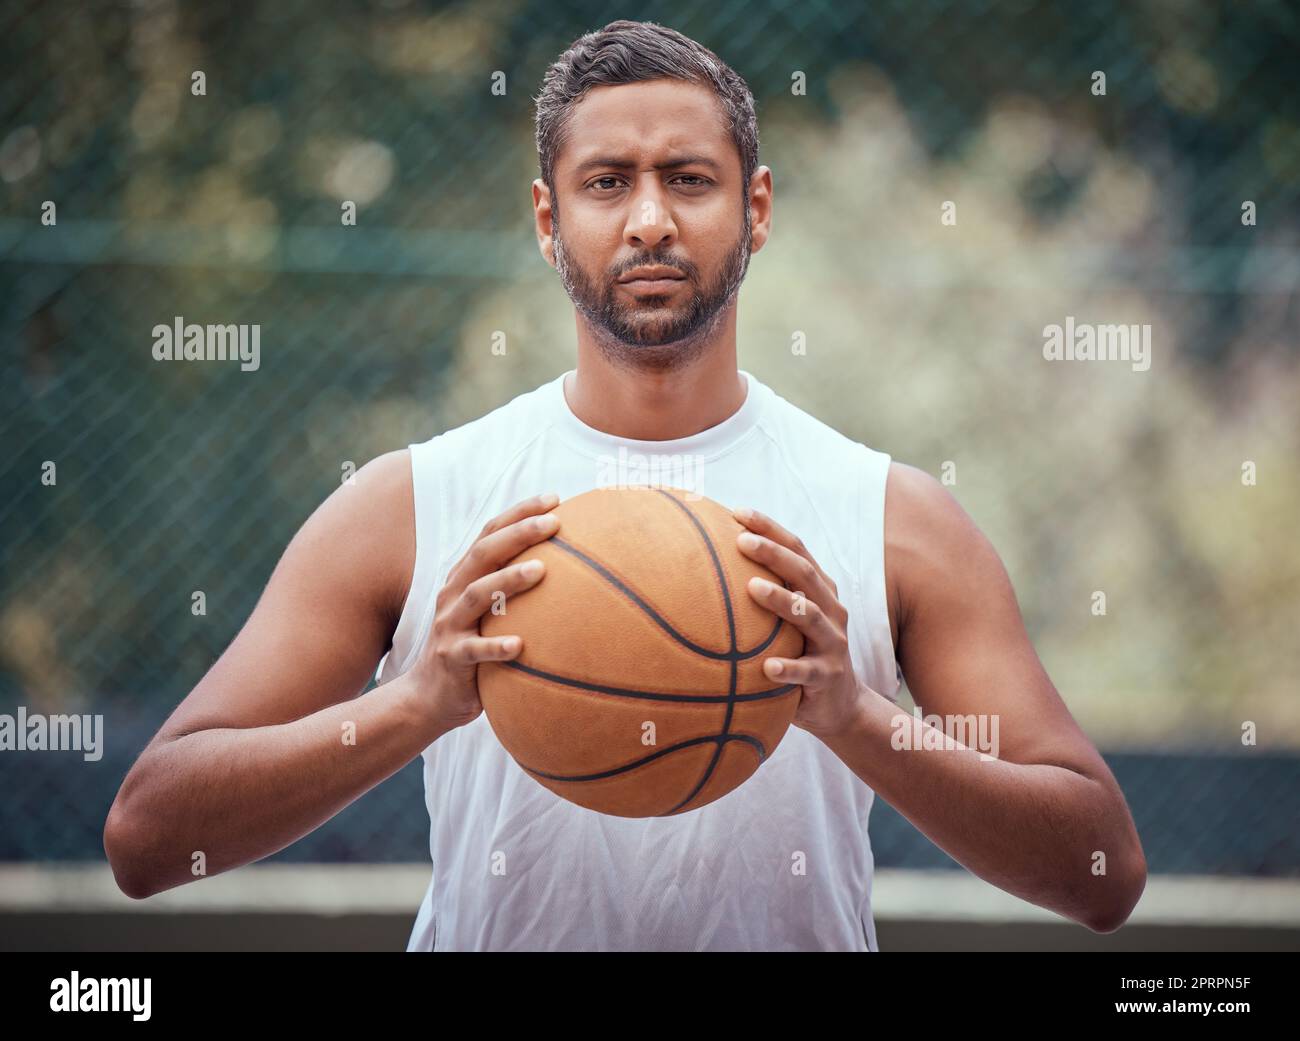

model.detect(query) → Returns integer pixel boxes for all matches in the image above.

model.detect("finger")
[445,634,524,668]
[737,531,841,618]
[480,492,560,540]
[760,655,828,688]
[444,493,558,594]
[746,576,842,648]
[732,506,838,595]
[448,558,546,631]
[446,510,560,592]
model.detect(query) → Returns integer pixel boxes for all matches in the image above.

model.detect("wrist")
[816,681,886,752]
[387,669,457,743]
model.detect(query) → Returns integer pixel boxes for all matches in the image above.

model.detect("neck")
[565,310,747,441]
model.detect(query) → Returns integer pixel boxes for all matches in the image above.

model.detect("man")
[105,20,1146,950]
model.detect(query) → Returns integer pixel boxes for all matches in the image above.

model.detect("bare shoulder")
[290,448,416,629]
[883,461,1012,642]
[884,461,987,556]
[317,449,413,621]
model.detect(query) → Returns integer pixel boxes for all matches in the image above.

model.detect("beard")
[552,202,753,372]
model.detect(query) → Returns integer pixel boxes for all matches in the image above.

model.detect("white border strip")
[2,864,1297,926]
[870,869,1300,927]
[0,863,430,915]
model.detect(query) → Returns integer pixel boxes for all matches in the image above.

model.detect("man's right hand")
[408,491,561,733]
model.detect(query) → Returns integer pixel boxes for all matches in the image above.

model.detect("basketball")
[478,486,805,817]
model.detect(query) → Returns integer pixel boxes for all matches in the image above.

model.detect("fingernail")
[503,636,521,653]
[750,576,773,593]
[733,506,753,522]
[738,532,760,551]
[540,493,559,507]
[767,659,784,676]
[521,559,543,579]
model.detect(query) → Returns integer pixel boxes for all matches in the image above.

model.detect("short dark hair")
[534,20,759,199]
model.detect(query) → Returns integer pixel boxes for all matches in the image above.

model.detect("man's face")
[542,79,756,354]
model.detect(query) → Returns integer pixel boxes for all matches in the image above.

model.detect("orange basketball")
[478,486,804,818]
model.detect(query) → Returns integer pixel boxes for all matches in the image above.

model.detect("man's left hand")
[733,506,872,741]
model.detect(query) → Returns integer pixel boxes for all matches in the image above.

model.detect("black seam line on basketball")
[653,490,738,816]
[668,658,740,815]
[652,489,739,652]
[500,659,798,703]
[518,732,767,783]
[548,535,775,661]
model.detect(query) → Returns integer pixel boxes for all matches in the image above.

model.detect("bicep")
[156,450,416,740]
[885,463,1105,774]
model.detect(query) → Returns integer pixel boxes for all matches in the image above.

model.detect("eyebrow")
[571,154,723,176]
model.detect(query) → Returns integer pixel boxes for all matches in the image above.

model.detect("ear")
[533,178,556,268]
[747,165,773,254]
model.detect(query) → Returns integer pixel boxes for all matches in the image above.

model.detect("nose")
[623,178,677,251]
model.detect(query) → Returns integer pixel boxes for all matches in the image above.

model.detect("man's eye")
[588,176,709,191]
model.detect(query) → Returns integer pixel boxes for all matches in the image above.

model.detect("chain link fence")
[2,1,1298,871]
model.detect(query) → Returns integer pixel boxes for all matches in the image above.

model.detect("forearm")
[105,671,445,898]
[821,687,1144,931]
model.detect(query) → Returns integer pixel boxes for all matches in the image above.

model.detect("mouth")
[619,277,686,294]
[617,265,687,293]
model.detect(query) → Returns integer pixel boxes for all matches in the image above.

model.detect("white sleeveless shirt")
[376,368,900,951]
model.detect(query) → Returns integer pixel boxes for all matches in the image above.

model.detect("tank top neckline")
[548,367,767,461]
